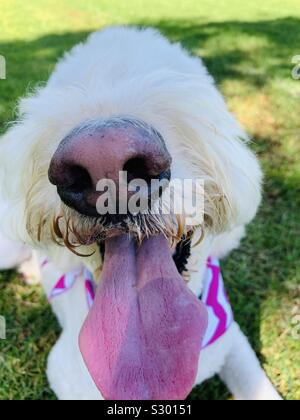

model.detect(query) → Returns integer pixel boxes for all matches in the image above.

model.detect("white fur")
[0,26,281,400]
[0,232,41,284]
[0,235,31,270]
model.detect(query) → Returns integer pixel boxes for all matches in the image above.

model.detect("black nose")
[48,118,172,217]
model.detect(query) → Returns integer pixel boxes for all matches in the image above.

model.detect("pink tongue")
[79,234,208,400]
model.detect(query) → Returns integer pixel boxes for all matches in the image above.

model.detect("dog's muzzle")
[48,117,172,218]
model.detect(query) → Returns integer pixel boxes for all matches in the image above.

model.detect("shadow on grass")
[138,17,300,86]
[0,17,299,400]
[0,16,299,110]
[0,31,91,131]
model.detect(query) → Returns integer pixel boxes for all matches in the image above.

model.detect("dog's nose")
[48,118,172,217]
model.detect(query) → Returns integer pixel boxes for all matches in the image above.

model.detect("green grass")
[0,0,300,400]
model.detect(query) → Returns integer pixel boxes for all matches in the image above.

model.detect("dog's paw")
[47,333,103,400]
[18,253,41,285]
[251,380,283,401]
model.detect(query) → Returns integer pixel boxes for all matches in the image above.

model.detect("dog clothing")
[44,256,234,349]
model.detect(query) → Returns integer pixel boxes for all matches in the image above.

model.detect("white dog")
[0,26,281,400]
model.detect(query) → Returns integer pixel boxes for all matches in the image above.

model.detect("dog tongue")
[79,234,208,400]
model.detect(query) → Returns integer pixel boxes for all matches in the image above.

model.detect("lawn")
[0,0,299,400]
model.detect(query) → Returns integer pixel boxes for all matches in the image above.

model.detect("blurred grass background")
[0,0,299,400]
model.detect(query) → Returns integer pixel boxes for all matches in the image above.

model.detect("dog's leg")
[40,257,103,400]
[219,323,282,400]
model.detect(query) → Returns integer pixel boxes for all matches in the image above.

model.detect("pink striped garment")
[44,257,233,348]
[201,257,234,348]
[43,260,95,309]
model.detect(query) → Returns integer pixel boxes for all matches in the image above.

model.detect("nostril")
[123,157,152,184]
[123,156,171,200]
[64,165,93,193]
[52,164,97,217]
